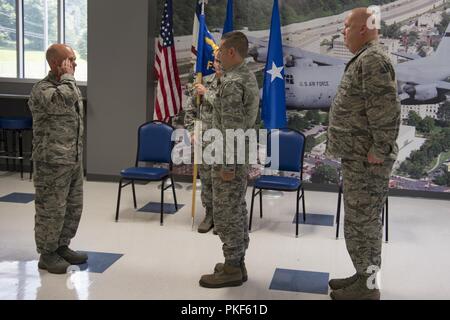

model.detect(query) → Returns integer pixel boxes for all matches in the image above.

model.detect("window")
[65,0,87,81]
[0,0,16,77]
[24,0,58,79]
[0,0,87,81]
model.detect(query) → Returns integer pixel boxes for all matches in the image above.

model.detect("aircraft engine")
[248,46,268,63]
[285,55,296,67]
[403,84,439,101]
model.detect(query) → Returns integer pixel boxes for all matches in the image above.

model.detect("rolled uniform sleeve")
[218,82,246,172]
[362,55,401,160]
[36,74,79,115]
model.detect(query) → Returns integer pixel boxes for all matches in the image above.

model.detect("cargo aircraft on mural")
[247,23,450,110]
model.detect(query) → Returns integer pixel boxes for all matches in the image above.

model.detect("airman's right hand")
[58,58,74,76]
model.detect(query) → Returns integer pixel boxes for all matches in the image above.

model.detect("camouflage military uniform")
[211,62,259,267]
[28,72,84,255]
[185,74,220,221]
[326,40,401,275]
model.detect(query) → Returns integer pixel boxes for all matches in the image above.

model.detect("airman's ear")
[360,24,368,36]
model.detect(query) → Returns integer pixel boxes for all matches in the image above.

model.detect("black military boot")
[56,246,88,265]
[329,273,358,290]
[199,264,243,288]
[38,252,71,274]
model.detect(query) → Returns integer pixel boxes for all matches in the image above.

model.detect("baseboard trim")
[85,173,450,201]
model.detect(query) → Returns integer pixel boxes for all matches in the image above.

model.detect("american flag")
[154,0,182,122]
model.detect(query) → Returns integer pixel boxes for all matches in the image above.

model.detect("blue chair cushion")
[254,175,301,191]
[0,117,32,129]
[120,167,169,181]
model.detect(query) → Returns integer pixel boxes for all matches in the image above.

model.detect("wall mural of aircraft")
[247,23,450,110]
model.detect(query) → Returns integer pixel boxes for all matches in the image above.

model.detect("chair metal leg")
[385,197,389,243]
[249,187,256,231]
[170,176,178,211]
[115,179,123,222]
[29,132,33,181]
[259,189,263,218]
[336,185,342,239]
[301,188,306,223]
[30,160,33,180]
[295,188,300,238]
[12,131,17,172]
[131,181,137,209]
[19,130,24,180]
[160,179,165,226]
[5,130,9,170]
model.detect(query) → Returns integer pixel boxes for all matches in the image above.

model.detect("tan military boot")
[330,275,380,300]
[38,253,71,274]
[197,216,214,233]
[329,273,358,290]
[199,264,243,288]
[214,262,248,282]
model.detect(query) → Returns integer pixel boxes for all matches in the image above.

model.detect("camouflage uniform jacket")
[326,40,401,161]
[211,62,260,172]
[184,73,219,135]
[28,72,84,165]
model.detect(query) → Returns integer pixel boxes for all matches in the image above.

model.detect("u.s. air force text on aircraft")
[299,81,330,87]
[180,304,268,317]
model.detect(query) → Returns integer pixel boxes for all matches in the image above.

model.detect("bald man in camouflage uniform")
[326,8,400,300]
[28,44,87,274]
[185,56,222,234]
[195,32,259,288]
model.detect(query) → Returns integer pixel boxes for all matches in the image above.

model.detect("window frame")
[0,0,87,84]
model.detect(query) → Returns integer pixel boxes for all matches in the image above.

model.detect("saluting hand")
[58,58,74,76]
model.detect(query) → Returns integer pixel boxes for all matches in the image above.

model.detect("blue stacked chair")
[0,117,33,179]
[115,121,178,225]
[249,128,307,237]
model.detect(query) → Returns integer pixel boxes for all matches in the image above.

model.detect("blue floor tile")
[138,202,184,214]
[293,213,335,227]
[0,193,35,204]
[270,268,330,295]
[77,251,123,274]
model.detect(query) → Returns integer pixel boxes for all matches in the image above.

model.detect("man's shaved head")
[46,43,77,79]
[46,44,73,64]
[342,7,379,54]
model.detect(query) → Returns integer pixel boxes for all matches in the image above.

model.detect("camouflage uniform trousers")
[212,164,250,266]
[342,159,394,275]
[199,164,213,221]
[34,161,83,254]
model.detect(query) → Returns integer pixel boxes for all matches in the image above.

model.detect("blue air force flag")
[262,0,287,129]
[191,0,218,76]
[223,0,234,35]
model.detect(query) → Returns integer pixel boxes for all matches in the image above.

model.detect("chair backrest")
[266,128,306,173]
[136,121,174,165]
